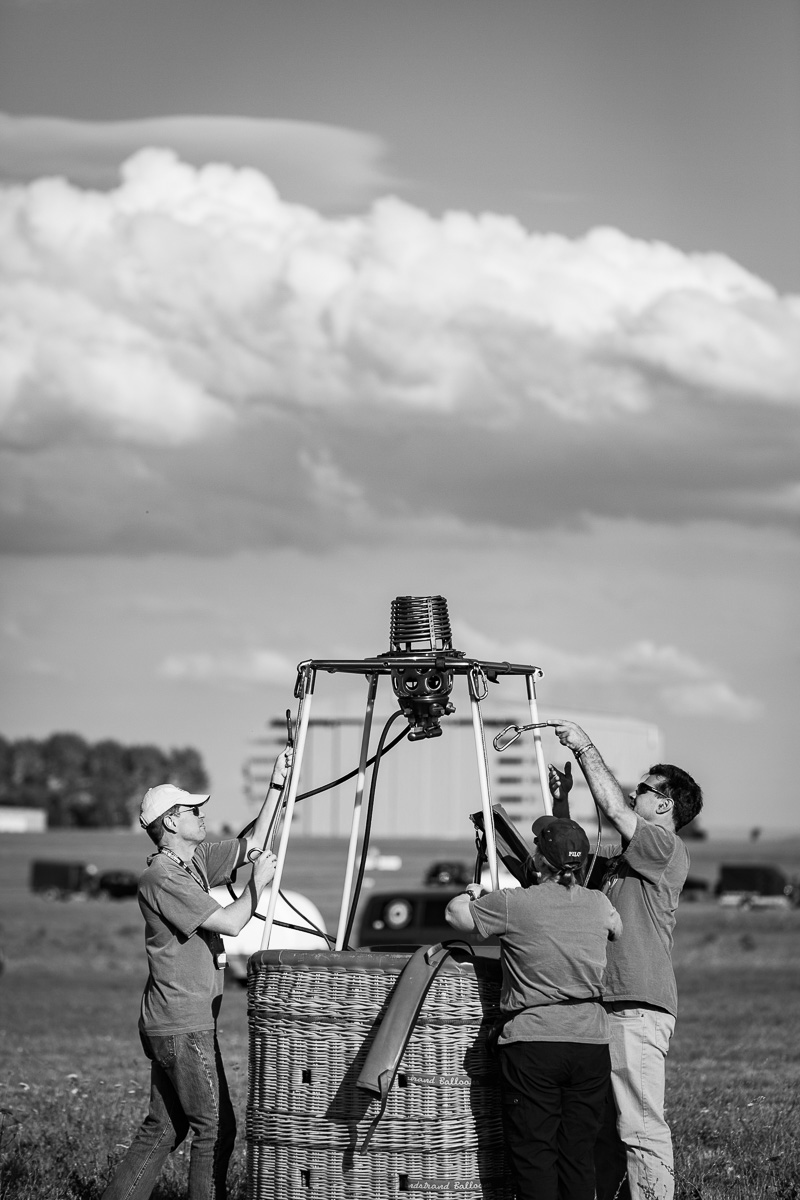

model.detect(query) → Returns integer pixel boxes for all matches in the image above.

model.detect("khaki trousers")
[596,1004,676,1200]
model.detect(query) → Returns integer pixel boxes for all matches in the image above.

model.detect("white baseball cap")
[140,783,210,830]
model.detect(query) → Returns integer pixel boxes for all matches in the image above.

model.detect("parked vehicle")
[423,860,473,887]
[356,876,516,953]
[30,860,94,900]
[30,859,140,900]
[356,886,479,952]
[714,863,796,909]
[681,875,711,902]
[95,869,140,899]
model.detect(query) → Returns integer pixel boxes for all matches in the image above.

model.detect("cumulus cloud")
[454,622,762,722]
[660,681,763,721]
[0,148,798,553]
[155,621,760,720]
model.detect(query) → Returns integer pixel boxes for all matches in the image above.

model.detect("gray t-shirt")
[137,838,245,1035]
[470,881,619,1044]
[598,817,689,1017]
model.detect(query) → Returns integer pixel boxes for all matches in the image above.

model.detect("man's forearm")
[203,878,262,936]
[249,785,284,849]
[548,719,636,840]
[249,748,292,848]
[573,743,633,834]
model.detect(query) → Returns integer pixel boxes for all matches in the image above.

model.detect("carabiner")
[294,660,314,699]
[493,723,522,752]
[468,664,489,701]
[493,720,550,752]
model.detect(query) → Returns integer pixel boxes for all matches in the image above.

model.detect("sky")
[0,0,798,836]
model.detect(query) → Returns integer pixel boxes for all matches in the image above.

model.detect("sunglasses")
[180,805,203,817]
[634,782,671,802]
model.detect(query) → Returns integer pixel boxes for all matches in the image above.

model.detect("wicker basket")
[246,948,513,1200]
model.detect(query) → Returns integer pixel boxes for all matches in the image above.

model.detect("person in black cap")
[446,814,622,1200]
[101,745,291,1200]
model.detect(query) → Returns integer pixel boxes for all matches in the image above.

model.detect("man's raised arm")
[547,720,637,842]
[246,744,293,855]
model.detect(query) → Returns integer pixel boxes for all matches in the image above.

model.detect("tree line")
[0,732,209,828]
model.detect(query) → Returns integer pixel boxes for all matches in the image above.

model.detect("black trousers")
[594,1079,630,1200]
[498,1040,611,1200]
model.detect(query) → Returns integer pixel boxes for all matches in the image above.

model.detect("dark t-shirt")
[137,838,245,1035]
[598,817,689,1016]
[470,881,619,1044]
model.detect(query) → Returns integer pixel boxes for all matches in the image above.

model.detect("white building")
[243,700,663,841]
[0,806,47,833]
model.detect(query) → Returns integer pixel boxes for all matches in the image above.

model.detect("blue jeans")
[101,1029,236,1200]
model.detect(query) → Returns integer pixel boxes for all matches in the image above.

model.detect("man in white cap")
[101,741,292,1200]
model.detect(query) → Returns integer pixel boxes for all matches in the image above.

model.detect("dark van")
[715,863,794,908]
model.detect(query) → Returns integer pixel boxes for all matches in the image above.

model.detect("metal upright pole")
[526,673,551,815]
[335,673,378,950]
[469,668,499,891]
[259,672,314,951]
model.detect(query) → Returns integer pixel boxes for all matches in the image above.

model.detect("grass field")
[1,829,799,1198]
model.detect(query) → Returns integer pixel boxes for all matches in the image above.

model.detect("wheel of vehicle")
[383,898,413,929]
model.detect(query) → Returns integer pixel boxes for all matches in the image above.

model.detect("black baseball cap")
[531,815,590,872]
